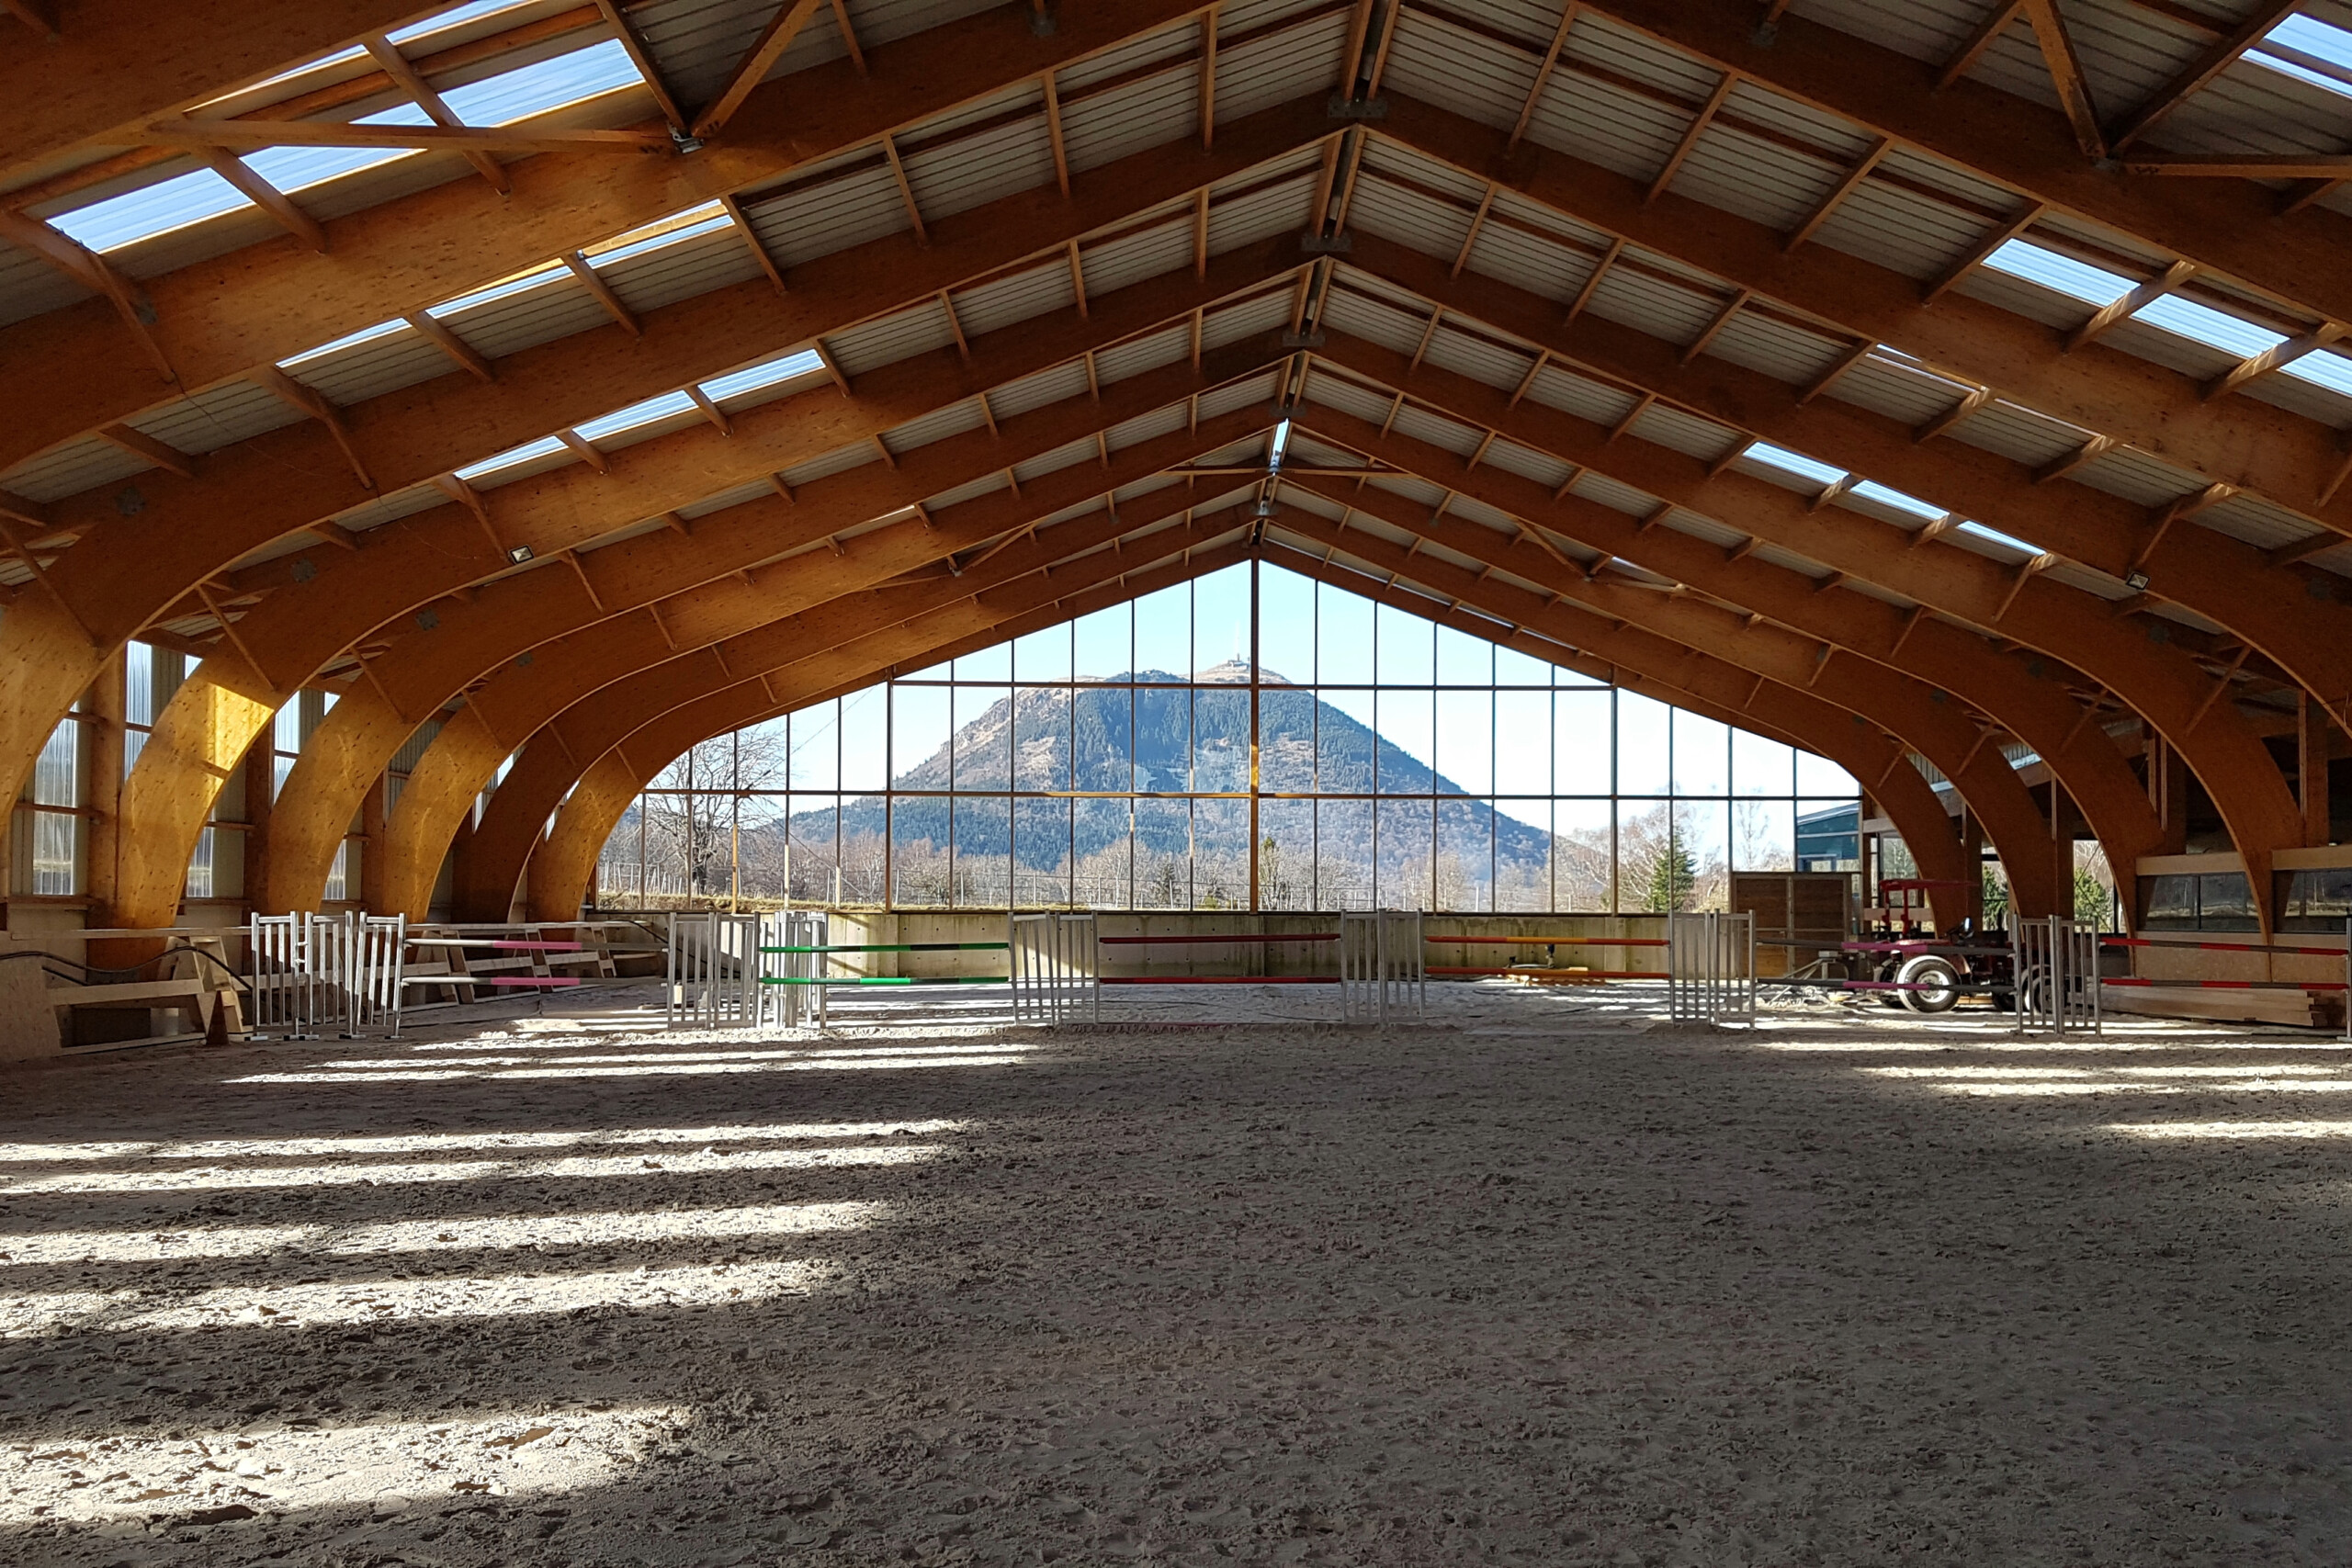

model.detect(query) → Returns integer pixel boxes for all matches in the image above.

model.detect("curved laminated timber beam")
[504,539,1260,924]
[0,112,1329,811]
[1363,96,2352,544]
[1329,240,2352,721]
[379,493,1261,919]
[1282,342,2309,932]
[110,340,1286,927]
[1253,540,1979,933]
[0,0,1259,467]
[1564,1,2352,332]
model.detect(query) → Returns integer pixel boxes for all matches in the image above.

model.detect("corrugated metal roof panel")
[1358,134,1489,205]
[1322,283,1430,355]
[1939,398,2083,469]
[1346,175,1478,265]
[1522,67,1686,183]
[1198,287,1293,348]
[2095,318,2241,384]
[1107,401,1188,452]
[1302,366,1392,427]
[1565,8,1720,99]
[1363,470,1448,509]
[781,437,881,490]
[1206,171,1316,254]
[1,434,155,503]
[1082,217,1193,299]
[325,482,449,536]
[990,361,1090,421]
[829,299,956,376]
[1566,468,1660,518]
[2196,491,2328,554]
[282,323,456,407]
[1465,219,1593,306]
[2239,368,2352,431]
[1012,434,1101,485]
[1664,122,1838,232]
[887,398,988,455]
[2064,442,2211,510]
[437,276,612,359]
[1216,12,1348,123]
[1583,264,1719,348]
[1389,400,1481,457]
[1784,0,1965,62]
[1061,66,1194,175]
[748,160,908,269]
[1058,16,1197,94]
[1377,11,1537,132]
[1273,480,1351,523]
[1528,363,1639,427]
[1949,265,2087,332]
[680,476,777,520]
[1483,436,1573,491]
[1703,310,1846,388]
[923,470,1008,512]
[125,379,304,457]
[1198,368,1280,420]
[902,113,1057,224]
[951,258,1071,338]
[0,243,91,331]
[1093,321,1187,385]
[1810,177,1990,281]
[1649,505,1746,552]
[597,228,764,317]
[1634,402,1740,462]
[1422,321,1533,391]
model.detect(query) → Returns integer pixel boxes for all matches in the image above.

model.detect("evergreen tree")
[1644,838,1696,911]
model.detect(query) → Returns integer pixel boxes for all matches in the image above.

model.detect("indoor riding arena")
[5,1,2352,1562]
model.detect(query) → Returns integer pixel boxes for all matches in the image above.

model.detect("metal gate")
[1010,911,1100,1024]
[2012,915,2100,1036]
[666,911,763,1029]
[1668,912,1756,1026]
[1340,909,1426,1024]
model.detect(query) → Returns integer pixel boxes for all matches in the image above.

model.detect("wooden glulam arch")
[1567,0,2352,333]
[1276,468,2163,922]
[1264,505,2052,915]
[95,267,1293,921]
[1286,367,2311,932]
[1372,98,2352,529]
[0,118,1323,811]
[513,540,1261,923]
[372,491,1260,917]
[113,351,1282,928]
[0,0,1238,468]
[1276,481,2086,919]
[1261,547,1977,933]
[1329,252,2352,719]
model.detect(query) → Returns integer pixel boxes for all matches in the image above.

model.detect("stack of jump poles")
[1419,932,1669,981]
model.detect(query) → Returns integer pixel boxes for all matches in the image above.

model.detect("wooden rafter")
[189,146,326,252]
[684,383,733,435]
[255,367,374,491]
[829,0,868,73]
[2204,322,2346,401]
[879,132,930,244]
[1452,183,1498,276]
[363,36,511,194]
[1783,136,1888,254]
[2021,0,2105,158]
[404,311,494,382]
[1923,201,2048,303]
[556,430,611,472]
[1200,6,1219,151]
[1067,239,1089,317]
[96,423,195,479]
[1679,288,1750,365]
[0,209,175,385]
[1647,71,1736,204]
[1936,1,2030,91]
[1043,73,1072,197]
[0,0,58,39]
[2107,1,2300,153]
[1507,3,1581,152]
[594,0,690,130]
[561,251,641,336]
[716,192,787,295]
[2128,154,2352,179]
[2064,258,2196,352]
[693,0,827,139]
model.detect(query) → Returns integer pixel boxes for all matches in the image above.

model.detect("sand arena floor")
[4,981,2352,1564]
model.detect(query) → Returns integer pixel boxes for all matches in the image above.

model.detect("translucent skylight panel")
[2250,14,2352,99]
[1981,239,2132,307]
[389,0,545,47]
[698,350,825,401]
[573,389,696,441]
[44,167,252,253]
[441,39,640,127]
[243,102,432,195]
[1846,479,1945,520]
[586,208,731,268]
[430,263,568,317]
[2281,350,2352,399]
[1743,441,1846,486]
[457,434,568,480]
[2131,295,2286,360]
[277,318,407,370]
[1957,520,2046,556]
